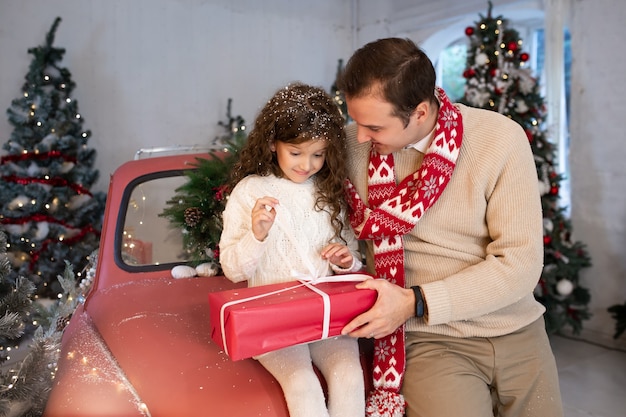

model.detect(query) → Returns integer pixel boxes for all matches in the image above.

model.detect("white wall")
[569,0,626,348]
[0,0,352,192]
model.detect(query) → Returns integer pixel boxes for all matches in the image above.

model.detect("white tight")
[256,336,365,417]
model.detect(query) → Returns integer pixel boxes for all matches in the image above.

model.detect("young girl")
[219,83,365,417]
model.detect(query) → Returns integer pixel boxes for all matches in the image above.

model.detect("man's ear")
[412,100,431,124]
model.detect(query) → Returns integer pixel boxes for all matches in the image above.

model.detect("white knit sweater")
[219,174,361,287]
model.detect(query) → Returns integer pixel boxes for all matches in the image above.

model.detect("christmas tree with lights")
[460,3,592,334]
[1,228,93,416]
[0,17,106,299]
[330,59,350,123]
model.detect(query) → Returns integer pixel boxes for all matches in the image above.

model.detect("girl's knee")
[282,367,322,396]
[326,363,364,391]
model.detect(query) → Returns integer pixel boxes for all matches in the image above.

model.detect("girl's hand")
[321,243,353,269]
[252,197,279,241]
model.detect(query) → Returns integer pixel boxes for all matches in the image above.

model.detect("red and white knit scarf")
[345,88,462,416]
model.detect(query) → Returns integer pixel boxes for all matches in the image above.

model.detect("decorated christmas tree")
[330,59,350,123]
[1,229,93,417]
[0,230,35,363]
[0,17,106,299]
[460,3,592,334]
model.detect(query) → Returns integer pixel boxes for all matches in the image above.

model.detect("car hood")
[46,275,289,417]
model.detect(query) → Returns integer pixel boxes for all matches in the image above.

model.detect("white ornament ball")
[556,279,574,296]
[515,100,529,114]
[543,218,554,233]
[4,223,29,236]
[68,194,92,209]
[61,161,75,173]
[8,195,30,210]
[171,265,198,279]
[34,221,50,240]
[475,53,489,66]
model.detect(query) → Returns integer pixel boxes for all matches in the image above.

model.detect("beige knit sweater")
[345,103,546,338]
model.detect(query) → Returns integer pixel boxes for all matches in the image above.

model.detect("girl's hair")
[337,37,437,127]
[229,82,349,242]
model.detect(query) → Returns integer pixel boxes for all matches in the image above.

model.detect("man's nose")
[356,126,372,143]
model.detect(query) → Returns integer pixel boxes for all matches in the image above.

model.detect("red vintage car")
[43,150,372,417]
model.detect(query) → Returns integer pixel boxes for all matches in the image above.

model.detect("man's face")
[346,93,423,155]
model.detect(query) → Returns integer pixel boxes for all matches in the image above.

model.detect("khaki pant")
[402,318,563,417]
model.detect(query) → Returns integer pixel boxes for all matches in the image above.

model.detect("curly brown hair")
[228,82,349,242]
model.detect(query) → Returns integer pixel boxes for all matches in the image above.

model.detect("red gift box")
[208,274,376,361]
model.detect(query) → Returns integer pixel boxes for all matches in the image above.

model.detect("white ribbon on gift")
[218,273,371,358]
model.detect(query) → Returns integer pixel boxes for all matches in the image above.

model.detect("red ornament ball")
[507,41,518,52]
[550,185,559,195]
[465,26,475,36]
[543,235,552,245]
[520,52,530,62]
[463,68,476,78]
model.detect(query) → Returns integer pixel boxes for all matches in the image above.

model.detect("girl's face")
[270,138,328,183]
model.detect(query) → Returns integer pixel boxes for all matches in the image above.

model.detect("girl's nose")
[299,158,311,171]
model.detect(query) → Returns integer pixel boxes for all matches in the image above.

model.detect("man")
[338,37,563,417]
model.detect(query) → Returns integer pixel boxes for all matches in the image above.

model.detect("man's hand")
[341,278,415,339]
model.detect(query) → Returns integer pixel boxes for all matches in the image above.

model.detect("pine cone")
[184,207,203,228]
[56,315,70,332]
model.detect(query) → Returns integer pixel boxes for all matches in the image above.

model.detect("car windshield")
[121,174,189,267]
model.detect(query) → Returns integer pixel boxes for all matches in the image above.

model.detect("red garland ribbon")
[2,175,92,196]
[1,213,72,226]
[28,224,100,270]
[0,213,100,272]
[0,150,77,165]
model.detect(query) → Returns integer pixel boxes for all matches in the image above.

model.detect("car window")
[121,175,189,266]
